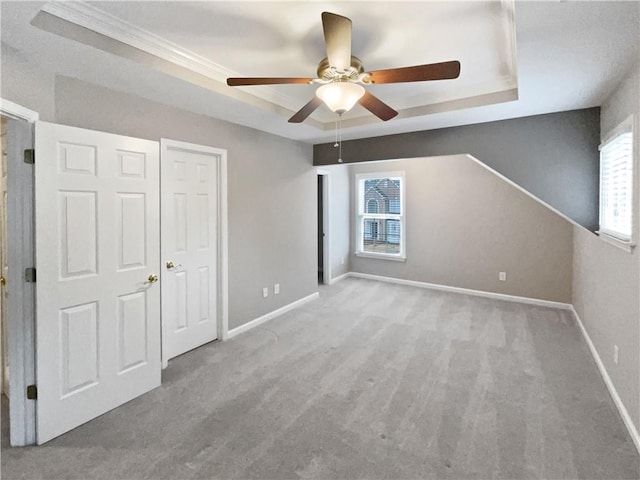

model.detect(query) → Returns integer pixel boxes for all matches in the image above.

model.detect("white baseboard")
[329,272,350,285]
[570,306,640,454]
[227,292,320,339]
[348,272,573,310]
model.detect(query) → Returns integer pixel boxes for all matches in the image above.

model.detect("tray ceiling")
[1,1,638,143]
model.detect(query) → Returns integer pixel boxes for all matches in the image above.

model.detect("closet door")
[160,139,222,363]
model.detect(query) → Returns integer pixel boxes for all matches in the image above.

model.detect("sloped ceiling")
[1,1,639,143]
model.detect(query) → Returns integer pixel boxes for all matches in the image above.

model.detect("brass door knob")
[0,277,5,286]
[146,274,158,284]
[166,261,174,269]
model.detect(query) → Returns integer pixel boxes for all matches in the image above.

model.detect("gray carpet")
[1,278,639,479]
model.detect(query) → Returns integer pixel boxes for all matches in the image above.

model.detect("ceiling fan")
[227,12,461,124]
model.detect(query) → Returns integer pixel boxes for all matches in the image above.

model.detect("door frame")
[0,98,39,446]
[317,169,331,285]
[159,139,228,364]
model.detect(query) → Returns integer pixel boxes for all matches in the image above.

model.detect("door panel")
[35,122,161,444]
[117,292,148,372]
[60,191,98,277]
[60,302,98,396]
[161,139,220,363]
[118,193,146,269]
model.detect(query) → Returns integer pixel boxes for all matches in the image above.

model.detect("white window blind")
[599,128,633,241]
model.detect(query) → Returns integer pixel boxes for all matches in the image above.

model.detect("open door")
[34,122,161,444]
[5,115,36,446]
[1,117,8,396]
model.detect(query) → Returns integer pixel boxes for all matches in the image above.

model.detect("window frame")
[597,115,636,252]
[355,171,406,261]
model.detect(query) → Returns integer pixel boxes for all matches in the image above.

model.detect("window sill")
[596,231,635,253]
[355,252,406,262]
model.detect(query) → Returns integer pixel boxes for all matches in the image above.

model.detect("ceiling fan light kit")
[226,11,461,125]
[316,82,365,114]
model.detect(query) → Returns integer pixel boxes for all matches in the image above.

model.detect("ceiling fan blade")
[368,60,461,84]
[359,91,398,121]
[289,97,323,123]
[227,77,314,86]
[322,12,352,71]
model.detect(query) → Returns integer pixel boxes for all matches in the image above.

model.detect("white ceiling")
[1,1,639,144]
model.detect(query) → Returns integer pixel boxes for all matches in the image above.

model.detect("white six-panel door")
[161,139,222,363]
[35,122,161,444]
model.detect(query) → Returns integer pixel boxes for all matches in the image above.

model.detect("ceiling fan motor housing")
[317,56,365,82]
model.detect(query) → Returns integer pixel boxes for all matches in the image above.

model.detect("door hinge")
[26,384,37,400]
[24,268,36,283]
[24,149,35,165]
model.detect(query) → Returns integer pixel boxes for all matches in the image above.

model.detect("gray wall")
[3,70,318,331]
[315,109,600,230]
[1,42,56,121]
[349,156,574,303]
[572,63,640,432]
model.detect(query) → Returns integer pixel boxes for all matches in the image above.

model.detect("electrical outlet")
[499,272,507,282]
[614,345,619,364]
[274,283,280,295]
[341,257,345,265]
[262,287,269,298]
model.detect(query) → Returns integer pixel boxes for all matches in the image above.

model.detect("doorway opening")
[317,174,324,284]
[0,101,38,446]
[317,171,331,286]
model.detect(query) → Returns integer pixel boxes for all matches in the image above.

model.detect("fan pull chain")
[338,113,343,163]
[334,116,339,148]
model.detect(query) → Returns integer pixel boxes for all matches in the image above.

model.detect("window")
[599,116,634,244]
[356,172,405,259]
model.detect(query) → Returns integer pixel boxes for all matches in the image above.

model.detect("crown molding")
[40,1,299,110]
[502,0,519,87]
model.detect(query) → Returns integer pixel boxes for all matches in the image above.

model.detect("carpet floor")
[1,277,639,479]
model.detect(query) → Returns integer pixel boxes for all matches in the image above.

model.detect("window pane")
[358,173,404,257]
[362,217,401,254]
[363,177,401,214]
[600,131,633,239]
